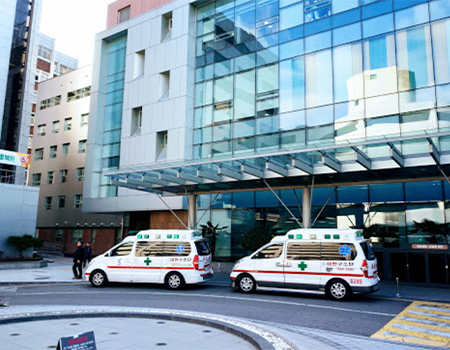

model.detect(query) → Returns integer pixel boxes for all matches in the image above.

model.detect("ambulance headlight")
[233,259,242,270]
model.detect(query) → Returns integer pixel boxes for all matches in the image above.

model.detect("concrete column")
[188,194,197,230]
[302,187,311,228]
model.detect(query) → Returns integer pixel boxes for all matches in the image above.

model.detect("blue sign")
[58,331,97,350]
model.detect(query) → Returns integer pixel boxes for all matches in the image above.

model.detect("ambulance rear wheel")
[326,279,351,301]
[165,272,185,290]
[90,270,107,288]
[237,274,256,293]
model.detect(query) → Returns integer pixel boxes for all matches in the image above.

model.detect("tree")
[7,234,44,257]
[241,224,272,253]
[410,219,449,244]
[200,221,228,258]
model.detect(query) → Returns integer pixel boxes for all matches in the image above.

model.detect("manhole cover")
[109,332,119,335]
[203,330,212,333]
[10,333,20,336]
[70,323,79,326]
[157,321,165,324]
[47,346,57,349]
[156,343,167,346]
[34,277,50,280]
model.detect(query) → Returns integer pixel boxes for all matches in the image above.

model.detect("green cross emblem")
[144,257,152,265]
[298,261,308,271]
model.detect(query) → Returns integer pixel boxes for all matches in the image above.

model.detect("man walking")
[72,241,85,279]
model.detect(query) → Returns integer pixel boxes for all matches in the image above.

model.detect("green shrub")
[241,225,272,253]
[7,234,44,257]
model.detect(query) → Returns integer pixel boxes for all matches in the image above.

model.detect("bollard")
[395,277,402,298]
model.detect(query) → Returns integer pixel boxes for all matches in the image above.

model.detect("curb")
[0,308,297,350]
[0,260,48,270]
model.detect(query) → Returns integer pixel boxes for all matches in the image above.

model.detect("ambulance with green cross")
[85,230,213,289]
[230,229,380,301]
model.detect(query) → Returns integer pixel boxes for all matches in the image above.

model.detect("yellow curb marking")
[372,301,450,348]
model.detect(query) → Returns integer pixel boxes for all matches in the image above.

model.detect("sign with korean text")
[412,244,448,250]
[58,331,97,350]
[0,149,30,167]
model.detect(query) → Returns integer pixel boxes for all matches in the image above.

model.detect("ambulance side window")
[320,243,357,260]
[286,242,320,260]
[161,241,192,257]
[110,242,134,257]
[135,241,163,257]
[253,244,283,259]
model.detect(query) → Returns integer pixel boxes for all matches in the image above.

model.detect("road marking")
[12,290,396,317]
[372,301,450,348]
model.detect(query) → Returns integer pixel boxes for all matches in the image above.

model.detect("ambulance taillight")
[193,255,199,270]
[362,259,369,278]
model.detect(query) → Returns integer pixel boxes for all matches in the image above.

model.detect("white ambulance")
[85,230,213,289]
[230,229,380,300]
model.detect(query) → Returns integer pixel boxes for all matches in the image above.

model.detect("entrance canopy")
[104,132,450,196]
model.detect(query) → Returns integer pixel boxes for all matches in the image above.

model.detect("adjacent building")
[85,0,450,284]
[0,0,42,184]
[30,66,122,255]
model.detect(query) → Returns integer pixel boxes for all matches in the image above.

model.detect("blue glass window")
[437,84,450,108]
[280,2,304,30]
[333,22,362,46]
[332,0,359,14]
[305,30,331,53]
[361,0,393,20]
[280,56,305,112]
[432,19,450,85]
[257,0,279,21]
[232,191,255,207]
[279,110,306,130]
[370,183,404,203]
[405,181,443,202]
[256,190,280,207]
[332,8,361,28]
[280,38,303,60]
[235,1,256,44]
[306,105,333,126]
[257,46,279,66]
[395,3,429,30]
[333,43,363,103]
[305,49,333,107]
[430,0,450,21]
[337,185,369,204]
[362,13,394,38]
[311,187,336,205]
[280,189,303,206]
[304,17,331,35]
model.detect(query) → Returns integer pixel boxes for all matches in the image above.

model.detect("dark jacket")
[84,245,92,260]
[73,245,85,263]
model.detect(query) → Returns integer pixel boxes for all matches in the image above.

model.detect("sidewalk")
[0,257,449,303]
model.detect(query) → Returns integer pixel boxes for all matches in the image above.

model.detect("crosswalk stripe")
[390,324,450,344]
[402,315,450,327]
[393,320,450,337]
[411,306,450,318]
[372,301,450,348]
[408,309,450,321]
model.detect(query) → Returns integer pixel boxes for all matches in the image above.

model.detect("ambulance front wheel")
[165,272,185,290]
[326,279,351,301]
[237,274,256,293]
[90,270,108,288]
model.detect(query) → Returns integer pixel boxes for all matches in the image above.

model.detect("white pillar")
[188,194,197,229]
[302,187,311,228]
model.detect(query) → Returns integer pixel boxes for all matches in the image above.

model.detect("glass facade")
[190,1,450,279]
[100,36,127,197]
[194,0,450,159]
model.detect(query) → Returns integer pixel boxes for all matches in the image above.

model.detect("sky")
[39,0,116,67]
